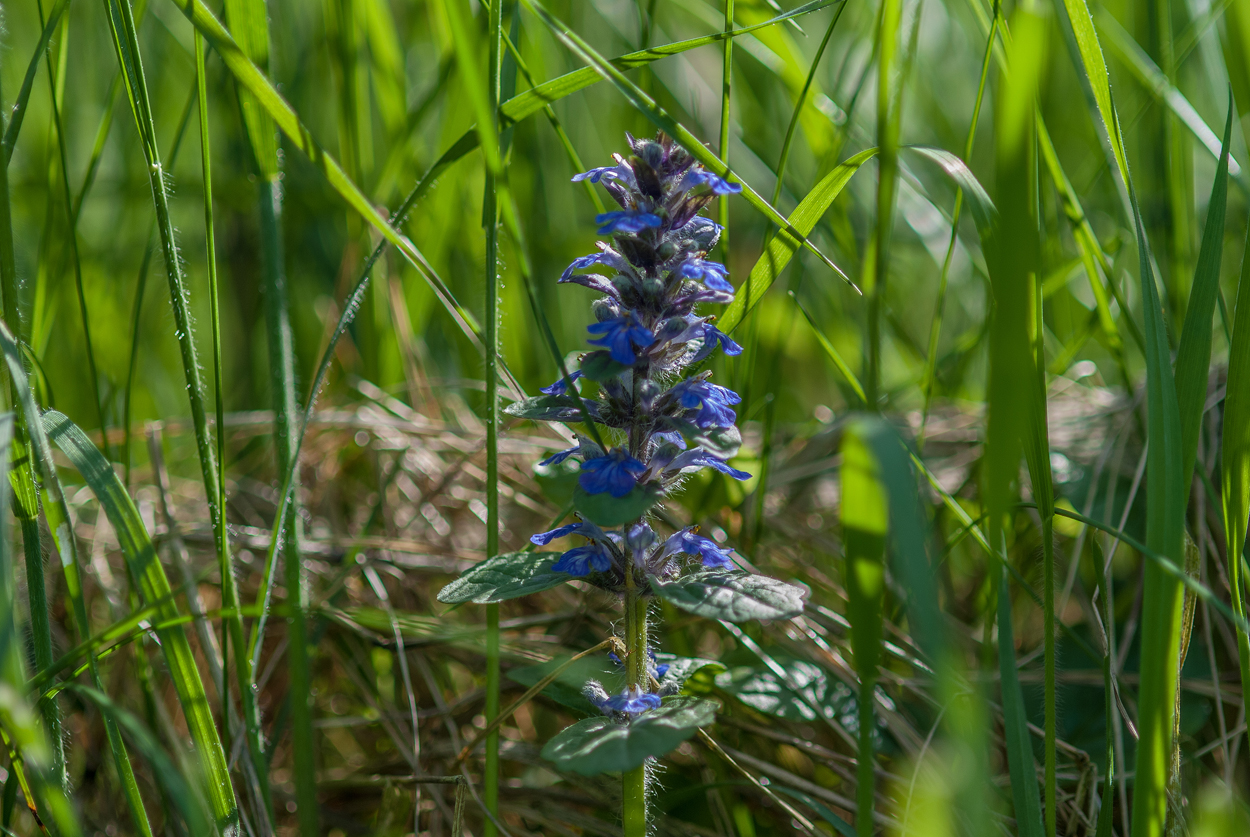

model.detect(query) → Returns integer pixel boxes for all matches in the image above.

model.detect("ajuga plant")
[438,133,809,835]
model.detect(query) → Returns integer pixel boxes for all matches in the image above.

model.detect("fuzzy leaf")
[573,483,662,527]
[541,696,718,775]
[716,659,854,724]
[579,350,631,382]
[652,571,808,622]
[504,394,598,423]
[657,656,727,694]
[436,552,570,604]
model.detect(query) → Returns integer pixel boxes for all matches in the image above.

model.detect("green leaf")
[573,483,662,527]
[64,685,211,837]
[500,1,834,129]
[720,148,878,334]
[903,146,997,239]
[1222,209,1250,727]
[715,660,852,723]
[436,552,571,604]
[578,350,630,382]
[1054,0,1130,186]
[657,656,726,694]
[36,410,237,833]
[541,696,718,775]
[652,572,807,623]
[1175,103,1233,502]
[504,394,596,423]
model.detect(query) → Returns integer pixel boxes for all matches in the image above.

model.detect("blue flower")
[598,685,662,716]
[552,543,613,576]
[669,378,741,429]
[572,165,626,184]
[608,647,671,680]
[652,430,687,450]
[680,168,743,195]
[587,314,655,365]
[661,529,735,569]
[579,448,647,498]
[677,259,733,293]
[691,323,744,362]
[540,370,583,396]
[596,210,662,235]
[531,517,605,546]
[666,449,751,480]
[538,446,578,467]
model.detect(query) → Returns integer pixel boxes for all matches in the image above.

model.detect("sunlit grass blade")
[65,685,211,836]
[1096,11,1245,184]
[0,0,69,161]
[721,148,876,333]
[839,420,886,837]
[1220,212,1250,737]
[0,45,65,794]
[771,1,847,206]
[1054,0,1130,189]
[34,408,238,835]
[519,0,850,284]
[920,1,997,438]
[439,0,504,829]
[866,0,901,408]
[1174,102,1232,499]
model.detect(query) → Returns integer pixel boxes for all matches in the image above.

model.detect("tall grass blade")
[1220,206,1250,738]
[721,148,876,333]
[30,406,239,836]
[840,421,886,837]
[1124,142,1187,837]
[985,6,1047,834]
[1175,102,1233,498]
[66,685,211,836]
[1,0,69,161]
[867,0,901,408]
[519,0,851,283]
[0,43,65,793]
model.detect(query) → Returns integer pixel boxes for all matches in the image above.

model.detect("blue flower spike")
[579,448,647,498]
[587,314,655,365]
[595,210,662,235]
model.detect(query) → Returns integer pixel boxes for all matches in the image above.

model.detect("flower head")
[579,448,647,498]
[661,528,735,569]
[691,323,744,362]
[587,314,655,365]
[540,369,583,396]
[596,210,662,235]
[669,378,741,429]
[552,543,614,577]
[665,449,751,481]
[597,685,662,717]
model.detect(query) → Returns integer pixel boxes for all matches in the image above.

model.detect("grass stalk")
[718,0,733,257]
[919,0,997,445]
[484,0,505,830]
[36,0,110,459]
[867,0,901,409]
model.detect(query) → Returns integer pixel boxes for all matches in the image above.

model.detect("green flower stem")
[622,578,648,837]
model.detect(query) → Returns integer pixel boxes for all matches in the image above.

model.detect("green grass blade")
[984,6,1047,834]
[0,40,65,793]
[867,0,901,408]
[439,0,504,829]
[1220,213,1250,736]
[519,0,850,284]
[498,1,835,128]
[721,148,877,334]
[771,2,847,206]
[31,407,238,835]
[1054,0,1130,188]
[792,292,866,406]
[1096,10,1245,186]
[0,0,69,162]
[840,420,886,837]
[718,0,733,256]
[1124,144,1187,837]
[172,0,487,348]
[66,685,212,836]
[920,2,998,437]
[1174,102,1232,501]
